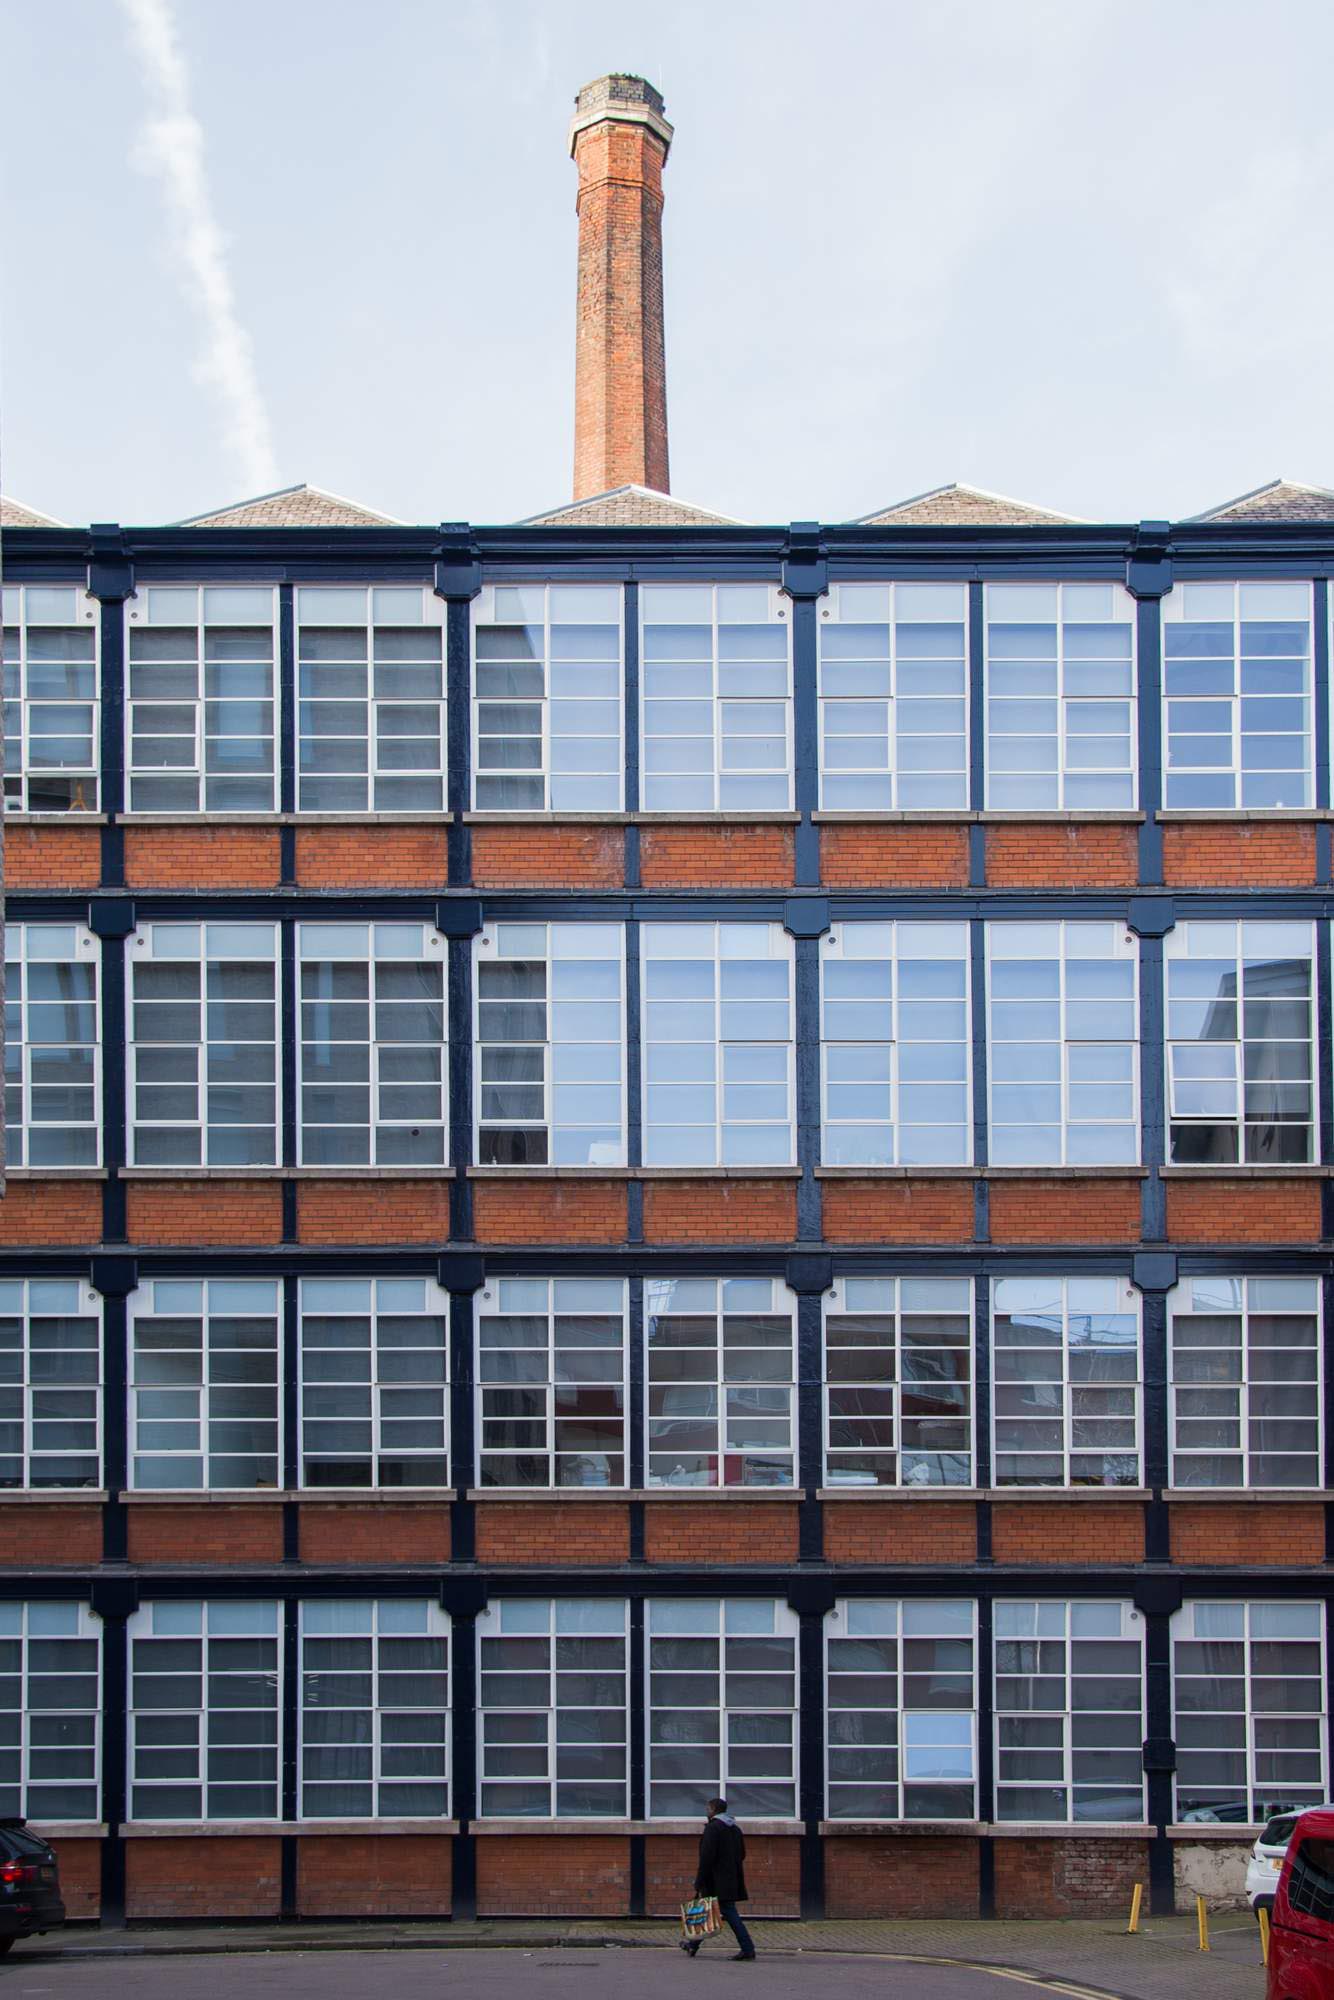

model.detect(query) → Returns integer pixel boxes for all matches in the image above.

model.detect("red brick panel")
[475,1503,628,1565]
[642,1179,796,1243]
[295,825,448,888]
[989,1178,1141,1243]
[639,824,794,887]
[985,822,1137,888]
[992,1503,1144,1564]
[126,1504,284,1566]
[1163,821,1316,887]
[1170,1503,1324,1566]
[296,1836,451,1916]
[471,824,623,888]
[476,1834,630,1916]
[646,1835,800,1917]
[0,1183,102,1246]
[125,1837,282,1919]
[644,1502,798,1565]
[474,1179,627,1244]
[994,1838,1149,1918]
[127,1181,284,1246]
[0,1506,102,1567]
[48,1837,100,1919]
[822,1179,973,1244]
[823,1503,977,1565]
[4,824,101,889]
[823,1836,981,1918]
[819,823,969,889]
[1164,1178,1321,1244]
[124,825,281,889]
[299,1504,451,1566]
[297,1180,451,1246]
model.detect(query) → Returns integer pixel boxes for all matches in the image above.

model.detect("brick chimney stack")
[569,73,673,500]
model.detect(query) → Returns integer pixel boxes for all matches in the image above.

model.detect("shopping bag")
[681,1895,722,1939]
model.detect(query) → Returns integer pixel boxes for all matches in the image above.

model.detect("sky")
[2,0,1333,529]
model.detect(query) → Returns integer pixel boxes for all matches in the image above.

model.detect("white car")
[1246,1808,1334,1912]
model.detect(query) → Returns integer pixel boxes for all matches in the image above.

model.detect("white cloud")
[119,0,277,492]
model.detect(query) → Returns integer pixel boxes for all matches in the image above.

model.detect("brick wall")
[989,1178,1141,1243]
[4,823,101,889]
[643,1179,796,1242]
[471,824,622,888]
[474,1179,627,1243]
[1164,1178,1320,1243]
[985,822,1137,887]
[127,1181,283,1246]
[1169,1502,1324,1566]
[991,1503,1144,1563]
[639,824,794,887]
[124,825,281,889]
[645,1834,800,1917]
[296,1180,452,1245]
[125,1837,282,1919]
[295,825,448,888]
[1162,821,1316,887]
[823,1836,980,1918]
[0,1182,101,1246]
[994,1838,1148,1918]
[823,1502,977,1564]
[48,1837,100,1920]
[819,823,969,888]
[474,1503,628,1565]
[476,1834,630,1916]
[644,1502,798,1564]
[297,1835,451,1917]
[0,1506,102,1566]
[299,1503,451,1566]
[822,1179,973,1244]
[126,1504,284,1566]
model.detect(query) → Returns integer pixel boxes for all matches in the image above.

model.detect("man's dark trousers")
[718,1901,754,1957]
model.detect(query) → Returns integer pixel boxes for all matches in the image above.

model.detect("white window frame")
[824,1597,978,1823]
[1,582,100,815]
[1163,579,1314,812]
[471,582,625,812]
[645,1595,800,1822]
[128,1278,282,1492]
[993,1598,1146,1824]
[0,1600,101,1824]
[639,581,793,812]
[645,1276,797,1490]
[1171,1599,1329,1823]
[822,1276,975,1489]
[298,1276,450,1491]
[983,580,1138,811]
[1168,1276,1323,1490]
[817,580,969,811]
[128,1598,281,1823]
[476,1276,628,1491]
[990,1276,1143,1489]
[295,584,446,815]
[4,922,102,1169]
[0,1277,101,1491]
[477,1597,630,1820]
[298,1598,450,1822]
[125,584,279,814]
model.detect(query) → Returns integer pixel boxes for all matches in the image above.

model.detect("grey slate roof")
[1189,479,1334,524]
[177,483,398,527]
[0,496,64,527]
[856,482,1075,526]
[522,485,735,527]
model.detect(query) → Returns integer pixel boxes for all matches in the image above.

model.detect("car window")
[0,1827,51,1859]
[1288,1839,1334,1922]
[1263,1814,1300,1847]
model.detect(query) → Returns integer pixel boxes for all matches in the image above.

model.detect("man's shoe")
[731,1953,756,1961]
[680,1940,700,1957]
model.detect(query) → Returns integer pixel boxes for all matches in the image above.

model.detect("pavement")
[2,1914,1267,2000]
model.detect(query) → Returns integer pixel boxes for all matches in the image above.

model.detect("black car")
[0,1821,64,1952]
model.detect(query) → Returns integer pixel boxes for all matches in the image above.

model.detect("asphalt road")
[0,1948,1124,2000]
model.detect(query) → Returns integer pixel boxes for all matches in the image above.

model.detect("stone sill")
[123,1490,292,1505]
[26,1823,105,1840]
[818,1488,983,1502]
[467,1165,801,1180]
[820,1820,985,1837]
[120,1820,459,1839]
[1159,1164,1331,1178]
[465,812,631,825]
[2,1168,106,1181]
[116,813,450,826]
[1167,1823,1263,1840]
[811,811,1147,824]
[471,1487,800,1503]
[984,1166,1148,1179]
[989,1487,1150,1503]
[471,1818,797,1837]
[816,1166,979,1180]
[119,1166,455,1180]
[1163,1489,1329,1504]
[0,1490,107,1505]
[813,811,978,824]
[816,1488,1149,1503]
[979,811,1146,824]
[989,1822,1154,1839]
[5,814,107,826]
[631,812,801,825]
[1156,810,1330,822]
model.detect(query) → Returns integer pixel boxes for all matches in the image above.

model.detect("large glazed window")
[296,585,445,811]
[300,1599,449,1820]
[1166,919,1315,1165]
[647,1596,798,1818]
[642,921,794,1166]
[992,1277,1141,1487]
[1163,581,1312,809]
[299,921,447,1166]
[0,1602,100,1822]
[995,1600,1145,1822]
[300,1277,449,1489]
[4,923,100,1168]
[985,583,1136,809]
[130,1278,280,1490]
[826,1598,977,1821]
[129,922,279,1167]
[477,1277,627,1489]
[129,1599,280,1821]
[641,583,791,810]
[126,586,276,812]
[2,583,99,813]
[823,1277,973,1488]
[818,582,968,809]
[646,1276,795,1488]
[473,584,623,810]
[476,922,625,1166]
[986,920,1138,1166]
[1169,1276,1321,1489]
[1172,1600,1327,1820]
[821,920,970,1165]
[0,1278,100,1489]
[477,1598,628,1818]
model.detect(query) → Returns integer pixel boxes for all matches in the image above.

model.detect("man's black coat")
[694,1815,748,1902]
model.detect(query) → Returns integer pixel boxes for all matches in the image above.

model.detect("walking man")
[681,1797,756,1962]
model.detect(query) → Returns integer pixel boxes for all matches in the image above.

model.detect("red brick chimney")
[569,73,673,500]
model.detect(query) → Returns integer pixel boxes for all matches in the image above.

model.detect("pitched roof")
[856,481,1075,527]
[1190,478,1334,524]
[522,484,736,527]
[177,483,398,527]
[0,495,64,527]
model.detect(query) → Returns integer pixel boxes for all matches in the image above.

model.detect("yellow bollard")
[1196,1894,1210,1951]
[1126,1882,1143,1935]
[1259,1906,1271,1967]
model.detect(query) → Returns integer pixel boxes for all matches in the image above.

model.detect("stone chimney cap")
[569,72,673,157]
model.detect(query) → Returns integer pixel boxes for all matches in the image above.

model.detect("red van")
[1268,1807,1334,2000]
